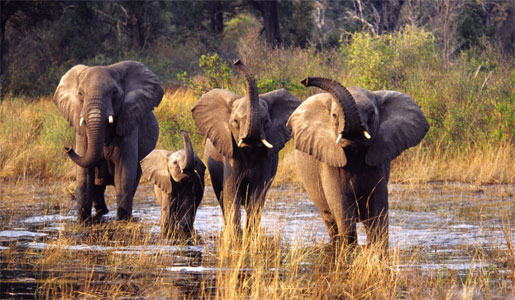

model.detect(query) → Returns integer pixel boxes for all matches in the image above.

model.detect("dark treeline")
[0,0,513,98]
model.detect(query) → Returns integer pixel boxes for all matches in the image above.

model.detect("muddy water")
[1,183,514,298]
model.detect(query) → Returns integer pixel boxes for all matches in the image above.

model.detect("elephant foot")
[116,208,132,221]
[77,208,92,223]
[93,207,109,222]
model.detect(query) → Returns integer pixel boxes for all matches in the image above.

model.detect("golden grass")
[392,140,514,184]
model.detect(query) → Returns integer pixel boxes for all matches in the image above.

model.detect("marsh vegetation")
[1,2,514,298]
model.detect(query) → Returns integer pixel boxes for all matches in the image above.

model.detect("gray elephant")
[191,60,300,233]
[141,131,206,239]
[287,77,429,247]
[53,60,164,221]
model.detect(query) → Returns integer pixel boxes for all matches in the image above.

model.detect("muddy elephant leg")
[92,185,108,218]
[363,180,389,248]
[160,195,173,238]
[221,160,242,234]
[74,134,95,222]
[205,140,224,202]
[244,182,266,232]
[320,165,358,247]
[114,132,140,220]
[76,165,95,222]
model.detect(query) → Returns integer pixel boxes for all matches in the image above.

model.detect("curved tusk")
[108,115,114,124]
[79,117,84,127]
[335,133,342,144]
[261,139,274,148]
[238,139,243,147]
[363,130,371,139]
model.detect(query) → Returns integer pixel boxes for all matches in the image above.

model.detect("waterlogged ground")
[0,181,514,298]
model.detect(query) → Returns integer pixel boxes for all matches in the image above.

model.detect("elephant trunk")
[233,59,261,141]
[65,98,106,168]
[181,130,194,174]
[301,77,369,140]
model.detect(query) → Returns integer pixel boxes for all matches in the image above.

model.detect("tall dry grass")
[0,26,513,185]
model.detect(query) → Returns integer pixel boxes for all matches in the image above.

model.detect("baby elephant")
[141,131,206,239]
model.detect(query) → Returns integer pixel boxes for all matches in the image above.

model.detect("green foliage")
[341,26,437,89]
[198,53,233,90]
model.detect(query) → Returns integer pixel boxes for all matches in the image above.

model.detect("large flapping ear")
[53,64,88,136]
[287,93,347,167]
[260,89,301,152]
[106,61,164,136]
[365,91,430,166]
[140,149,173,194]
[191,88,241,157]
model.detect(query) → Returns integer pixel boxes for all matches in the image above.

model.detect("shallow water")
[0,183,513,298]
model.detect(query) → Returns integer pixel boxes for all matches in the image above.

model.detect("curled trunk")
[233,59,260,140]
[181,130,194,173]
[301,77,366,140]
[65,99,106,167]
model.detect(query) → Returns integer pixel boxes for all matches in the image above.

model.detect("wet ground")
[0,182,514,298]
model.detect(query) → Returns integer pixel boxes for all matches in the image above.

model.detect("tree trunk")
[210,1,224,35]
[375,0,405,33]
[0,1,7,100]
[248,0,282,48]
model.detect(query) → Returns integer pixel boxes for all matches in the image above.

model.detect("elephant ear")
[366,91,430,166]
[107,61,164,136]
[260,89,301,152]
[141,149,173,194]
[191,89,241,157]
[53,64,88,136]
[287,93,347,167]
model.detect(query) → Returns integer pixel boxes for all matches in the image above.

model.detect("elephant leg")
[320,164,358,247]
[362,179,389,248]
[74,134,95,222]
[221,161,242,234]
[205,140,224,202]
[113,132,140,221]
[76,165,95,222]
[295,151,340,243]
[244,180,269,232]
[92,184,108,219]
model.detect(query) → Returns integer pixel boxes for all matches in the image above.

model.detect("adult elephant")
[141,131,206,239]
[287,77,429,247]
[191,60,300,233]
[54,61,164,221]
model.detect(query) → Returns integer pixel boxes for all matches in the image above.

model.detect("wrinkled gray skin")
[192,60,300,233]
[287,77,429,248]
[53,61,164,221]
[141,131,206,239]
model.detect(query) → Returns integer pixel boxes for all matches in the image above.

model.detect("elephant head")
[140,131,206,194]
[191,60,300,157]
[288,77,429,167]
[53,61,164,167]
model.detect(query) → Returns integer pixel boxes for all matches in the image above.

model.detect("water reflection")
[0,183,513,298]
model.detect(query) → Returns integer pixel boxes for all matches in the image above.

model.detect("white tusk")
[364,130,371,139]
[238,139,243,147]
[108,115,114,124]
[261,139,273,148]
[79,117,84,127]
[335,133,342,144]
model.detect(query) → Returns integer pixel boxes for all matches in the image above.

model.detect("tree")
[247,0,282,47]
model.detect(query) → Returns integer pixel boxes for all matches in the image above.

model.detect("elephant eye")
[331,113,337,119]
[77,91,83,98]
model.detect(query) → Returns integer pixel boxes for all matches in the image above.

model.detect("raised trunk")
[301,77,366,140]
[233,59,261,141]
[181,130,194,173]
[65,100,106,167]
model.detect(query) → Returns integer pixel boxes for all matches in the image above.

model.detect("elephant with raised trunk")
[192,60,300,233]
[141,131,206,239]
[287,77,429,247]
[54,60,164,221]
